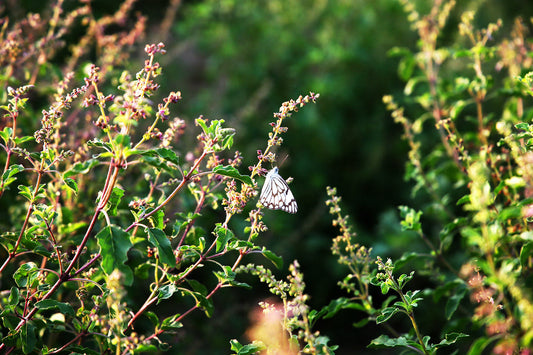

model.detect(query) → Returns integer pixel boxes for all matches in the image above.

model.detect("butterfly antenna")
[278,154,289,168]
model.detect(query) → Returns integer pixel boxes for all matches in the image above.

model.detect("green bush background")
[2,0,533,353]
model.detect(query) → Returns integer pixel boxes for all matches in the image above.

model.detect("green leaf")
[456,194,470,205]
[397,272,414,288]
[515,122,529,130]
[184,289,214,317]
[63,177,78,195]
[133,344,158,353]
[21,322,36,354]
[158,284,179,302]
[87,138,113,152]
[0,126,12,144]
[445,285,467,320]
[315,297,367,321]
[35,299,75,317]
[14,135,34,145]
[187,279,208,295]
[14,262,39,288]
[18,185,33,201]
[62,345,101,355]
[107,187,124,216]
[146,208,165,229]
[1,164,24,189]
[114,134,131,147]
[393,252,431,270]
[218,127,236,150]
[261,249,283,269]
[8,287,20,306]
[467,336,497,355]
[145,311,160,327]
[213,265,236,284]
[195,117,210,134]
[353,318,370,328]
[64,159,99,178]
[213,165,253,185]
[230,339,266,355]
[498,206,522,220]
[161,314,183,331]
[136,147,180,171]
[398,206,422,232]
[520,241,533,268]
[147,228,177,267]
[96,225,133,286]
[214,224,235,252]
[369,334,420,350]
[376,307,398,323]
[436,332,469,348]
[154,147,180,166]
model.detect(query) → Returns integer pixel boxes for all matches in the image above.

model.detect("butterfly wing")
[260,168,298,214]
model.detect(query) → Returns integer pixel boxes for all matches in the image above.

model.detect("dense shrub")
[2,0,533,354]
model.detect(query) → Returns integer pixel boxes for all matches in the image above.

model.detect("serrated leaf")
[230,339,266,355]
[213,265,236,284]
[376,307,398,323]
[515,122,529,130]
[35,299,75,317]
[87,138,112,151]
[8,287,20,306]
[313,297,366,322]
[198,294,214,318]
[398,206,422,232]
[369,334,419,349]
[18,185,33,201]
[96,225,133,286]
[218,128,235,150]
[195,117,209,134]
[445,285,467,320]
[261,249,283,269]
[14,262,39,288]
[107,187,124,216]
[2,164,24,189]
[63,177,78,195]
[64,159,99,178]
[154,147,180,165]
[21,322,36,354]
[158,284,179,302]
[114,134,131,147]
[161,314,183,331]
[393,252,431,270]
[14,135,34,145]
[213,165,253,185]
[147,228,176,267]
[436,332,469,347]
[145,311,160,327]
[214,224,234,252]
[0,126,12,144]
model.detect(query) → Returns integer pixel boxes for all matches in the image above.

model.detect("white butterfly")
[260,167,298,214]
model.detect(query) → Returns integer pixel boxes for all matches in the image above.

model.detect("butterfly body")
[260,167,297,214]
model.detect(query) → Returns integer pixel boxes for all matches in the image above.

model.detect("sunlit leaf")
[147,228,176,267]
[96,225,133,285]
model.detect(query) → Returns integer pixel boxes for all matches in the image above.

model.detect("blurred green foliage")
[3,0,533,353]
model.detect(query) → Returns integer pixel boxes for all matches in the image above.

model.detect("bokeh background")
[4,0,533,353]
